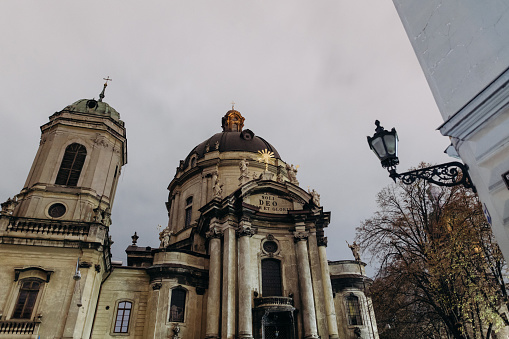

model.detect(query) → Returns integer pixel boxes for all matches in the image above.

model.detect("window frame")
[11,279,42,320]
[111,300,133,335]
[168,287,187,323]
[345,293,363,326]
[261,258,283,297]
[55,143,87,187]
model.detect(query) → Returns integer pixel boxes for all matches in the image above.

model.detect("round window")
[48,203,66,218]
[263,240,278,254]
[87,100,98,109]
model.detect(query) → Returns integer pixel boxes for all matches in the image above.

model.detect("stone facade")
[0,96,377,338]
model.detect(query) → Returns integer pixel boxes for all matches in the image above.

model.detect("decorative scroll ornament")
[390,161,476,192]
[91,133,109,148]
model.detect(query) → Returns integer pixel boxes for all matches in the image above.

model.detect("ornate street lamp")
[367,120,476,192]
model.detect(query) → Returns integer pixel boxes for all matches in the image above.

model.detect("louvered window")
[169,288,186,322]
[262,259,282,296]
[55,143,87,186]
[346,294,363,326]
[114,301,132,333]
[12,280,40,319]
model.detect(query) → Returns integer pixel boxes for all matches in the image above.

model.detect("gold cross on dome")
[231,101,235,110]
[103,76,112,86]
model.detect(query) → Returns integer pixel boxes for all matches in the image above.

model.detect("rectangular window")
[114,301,132,333]
[12,281,40,319]
[346,295,363,326]
[169,288,186,322]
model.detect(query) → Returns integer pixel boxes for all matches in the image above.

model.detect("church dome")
[183,109,280,167]
[61,99,121,121]
[58,80,121,122]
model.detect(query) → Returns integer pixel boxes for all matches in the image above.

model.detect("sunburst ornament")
[257,149,275,171]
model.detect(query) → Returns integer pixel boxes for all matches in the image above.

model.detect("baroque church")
[0,84,378,339]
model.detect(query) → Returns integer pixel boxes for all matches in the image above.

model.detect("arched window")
[12,280,41,319]
[184,197,193,228]
[55,143,87,186]
[346,294,363,326]
[261,259,282,296]
[114,301,132,333]
[169,288,186,322]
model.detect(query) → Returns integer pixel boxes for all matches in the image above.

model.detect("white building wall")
[393,0,509,120]
[392,1,509,260]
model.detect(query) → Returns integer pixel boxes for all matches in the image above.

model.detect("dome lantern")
[222,109,245,132]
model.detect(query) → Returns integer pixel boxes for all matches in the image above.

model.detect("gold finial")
[231,101,235,110]
[98,76,112,102]
[257,149,275,171]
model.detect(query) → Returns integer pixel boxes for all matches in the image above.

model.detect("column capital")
[317,236,328,247]
[293,230,309,241]
[316,228,327,247]
[237,219,255,237]
[206,226,223,239]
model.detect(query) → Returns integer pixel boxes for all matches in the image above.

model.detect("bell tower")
[0,81,127,339]
[12,81,127,223]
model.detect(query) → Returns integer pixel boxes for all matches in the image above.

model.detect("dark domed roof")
[183,109,280,168]
[184,130,280,167]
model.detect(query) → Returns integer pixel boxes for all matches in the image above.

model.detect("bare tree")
[357,167,507,339]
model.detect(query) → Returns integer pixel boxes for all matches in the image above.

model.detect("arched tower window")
[12,280,41,319]
[346,294,363,326]
[169,288,186,322]
[55,143,87,186]
[184,197,193,228]
[114,301,132,333]
[261,258,282,296]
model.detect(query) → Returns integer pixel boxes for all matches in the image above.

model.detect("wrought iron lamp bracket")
[388,161,476,192]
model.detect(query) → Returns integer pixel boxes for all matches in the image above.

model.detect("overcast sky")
[0,1,452,274]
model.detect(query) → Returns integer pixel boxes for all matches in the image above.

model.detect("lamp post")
[367,120,476,192]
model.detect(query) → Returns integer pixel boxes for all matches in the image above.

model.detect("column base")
[304,336,320,339]
[329,336,340,339]
[205,336,219,339]
[238,336,253,339]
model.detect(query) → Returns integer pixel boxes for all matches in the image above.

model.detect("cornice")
[439,67,509,140]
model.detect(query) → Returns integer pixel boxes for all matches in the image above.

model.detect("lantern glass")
[384,134,397,156]
[371,137,387,159]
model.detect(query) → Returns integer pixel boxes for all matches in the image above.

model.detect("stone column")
[237,220,255,339]
[222,226,237,338]
[205,224,222,339]
[294,229,320,339]
[317,236,339,339]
